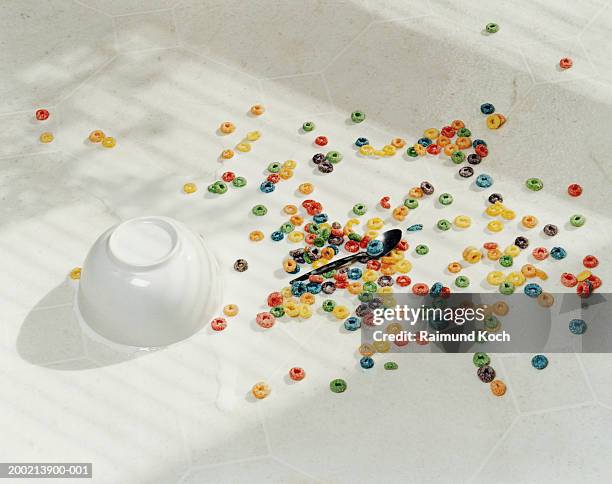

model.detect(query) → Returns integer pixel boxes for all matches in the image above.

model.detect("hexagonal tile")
[0,0,114,113]
[499,354,593,414]
[324,16,532,134]
[57,47,260,177]
[261,349,517,482]
[113,10,178,52]
[0,111,59,158]
[365,0,431,21]
[581,2,612,84]
[428,0,604,44]
[474,405,612,483]
[261,73,332,121]
[579,354,612,408]
[174,0,372,78]
[183,457,315,483]
[0,152,119,319]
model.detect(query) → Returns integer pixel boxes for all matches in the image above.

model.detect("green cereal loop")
[455,275,470,288]
[437,219,451,231]
[499,281,515,295]
[352,203,367,216]
[322,299,336,312]
[384,362,399,370]
[326,151,343,163]
[252,204,267,216]
[270,306,285,317]
[438,193,454,205]
[404,198,419,209]
[302,121,315,132]
[213,181,227,194]
[525,178,544,191]
[473,352,490,367]
[351,111,366,123]
[232,176,247,187]
[570,214,586,227]
[267,162,282,173]
[451,151,465,164]
[415,244,429,255]
[280,222,294,233]
[330,378,347,393]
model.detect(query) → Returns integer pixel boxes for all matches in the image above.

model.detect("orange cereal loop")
[490,380,507,397]
[359,343,376,357]
[219,121,235,134]
[88,130,105,143]
[451,120,465,130]
[456,137,471,149]
[348,282,363,295]
[414,143,426,156]
[492,301,509,316]
[537,292,555,307]
[521,264,537,278]
[437,135,450,147]
[448,262,462,273]
[283,259,297,273]
[391,138,406,148]
[321,247,335,260]
[392,206,408,221]
[283,204,298,215]
[249,230,264,241]
[521,215,538,228]
[298,182,314,194]
[250,104,265,116]
[408,187,424,198]
[300,293,316,305]
[279,168,293,180]
[221,149,234,159]
[290,215,304,226]
[251,381,271,399]
[444,143,458,156]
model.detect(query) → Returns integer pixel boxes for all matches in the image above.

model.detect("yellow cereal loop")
[359,145,374,156]
[486,202,504,216]
[236,142,251,152]
[536,269,548,280]
[504,245,521,257]
[299,304,312,319]
[373,341,390,353]
[521,215,538,228]
[487,271,505,285]
[281,287,293,298]
[413,144,426,156]
[283,159,297,169]
[487,248,502,261]
[395,260,412,273]
[424,128,439,139]
[367,217,384,230]
[333,305,350,320]
[487,220,503,232]
[506,272,525,286]
[246,130,261,141]
[378,286,393,294]
[249,230,264,241]
[577,270,592,281]
[288,231,304,243]
[501,209,516,220]
[454,215,472,228]
[366,230,379,239]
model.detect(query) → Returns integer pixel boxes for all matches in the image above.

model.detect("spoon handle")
[289,252,367,284]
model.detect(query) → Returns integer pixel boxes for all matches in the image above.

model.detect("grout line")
[184,46,261,82]
[467,416,518,483]
[574,352,599,404]
[578,1,609,38]
[257,404,274,455]
[496,357,522,415]
[319,73,334,110]
[112,7,176,18]
[370,12,435,25]
[320,22,373,73]
[171,5,181,47]
[56,55,117,105]
[0,106,57,118]
[519,401,594,418]
[115,45,181,56]
[72,0,112,17]
[262,71,329,82]
[517,48,537,84]
[0,149,61,161]
[271,455,322,483]
[187,454,270,472]
[506,83,534,119]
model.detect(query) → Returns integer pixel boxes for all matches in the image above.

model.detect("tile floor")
[1,1,611,483]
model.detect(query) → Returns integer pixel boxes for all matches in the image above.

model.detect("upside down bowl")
[74,216,221,347]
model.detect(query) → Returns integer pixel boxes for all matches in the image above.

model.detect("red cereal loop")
[415,334,429,345]
[587,275,602,290]
[532,247,549,261]
[267,292,283,307]
[380,196,391,209]
[367,259,382,271]
[335,280,349,289]
[333,271,348,281]
[396,240,409,251]
[394,339,409,347]
[256,312,276,329]
[483,242,498,250]
[560,273,578,287]
[267,173,280,184]
[289,367,305,381]
[315,136,328,146]
[35,109,49,120]
[359,236,371,249]
[211,317,227,331]
[440,286,452,298]
[568,183,583,197]
[412,283,429,296]
[576,281,591,298]
[475,144,488,157]
[344,240,359,253]
[309,274,324,283]
[441,126,456,138]
[559,57,573,69]
[426,144,441,155]
[305,233,317,245]
[583,255,598,268]
[221,171,235,182]
[395,275,411,287]
[362,313,375,326]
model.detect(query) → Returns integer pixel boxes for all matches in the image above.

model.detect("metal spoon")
[289,228,403,284]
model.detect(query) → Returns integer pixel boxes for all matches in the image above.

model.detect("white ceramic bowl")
[74,216,221,348]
